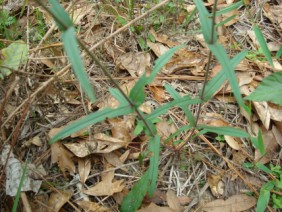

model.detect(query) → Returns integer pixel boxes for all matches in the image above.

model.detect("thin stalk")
[177,0,218,150]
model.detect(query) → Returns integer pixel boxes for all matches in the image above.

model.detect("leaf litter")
[1,0,282,211]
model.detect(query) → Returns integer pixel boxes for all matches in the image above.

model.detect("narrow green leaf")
[215,1,243,16]
[203,47,247,101]
[215,14,237,28]
[129,74,147,107]
[165,84,195,125]
[256,163,272,174]
[245,71,282,106]
[257,129,265,155]
[147,97,201,120]
[121,171,150,212]
[194,0,217,43]
[256,182,274,212]
[148,135,160,197]
[130,45,183,106]
[148,45,184,83]
[276,45,282,59]
[12,161,28,212]
[253,25,274,67]
[198,125,249,138]
[109,88,128,106]
[61,27,96,102]
[49,105,133,144]
[48,0,73,30]
[208,43,249,112]
[165,124,192,143]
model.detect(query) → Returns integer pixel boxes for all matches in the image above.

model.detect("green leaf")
[12,160,28,212]
[203,50,247,101]
[245,71,282,106]
[273,194,282,209]
[256,163,272,174]
[256,181,274,212]
[194,0,217,43]
[0,41,28,79]
[61,27,96,102]
[148,135,160,197]
[250,129,265,155]
[165,124,192,143]
[109,88,128,106]
[147,97,201,120]
[253,25,274,67]
[165,84,195,126]
[48,0,73,31]
[129,45,184,106]
[49,105,133,144]
[148,45,184,83]
[215,1,243,16]
[215,14,237,28]
[198,125,249,138]
[276,45,282,59]
[121,171,150,212]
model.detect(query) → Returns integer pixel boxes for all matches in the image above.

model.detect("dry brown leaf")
[116,52,151,77]
[272,124,282,147]
[268,103,282,122]
[201,113,229,127]
[224,135,240,150]
[78,157,91,184]
[64,133,128,157]
[156,121,177,142]
[51,142,76,176]
[83,171,124,196]
[76,200,109,212]
[72,4,92,25]
[207,174,225,198]
[108,117,133,143]
[149,85,166,103]
[255,130,280,164]
[104,152,127,171]
[120,150,130,163]
[202,194,256,212]
[149,29,180,48]
[137,203,174,212]
[166,190,183,212]
[232,150,247,165]
[48,190,73,212]
[264,4,282,29]
[147,41,170,57]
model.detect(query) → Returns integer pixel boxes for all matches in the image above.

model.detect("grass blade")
[198,125,249,137]
[49,105,133,144]
[253,25,274,67]
[215,1,243,16]
[61,28,96,102]
[12,161,29,212]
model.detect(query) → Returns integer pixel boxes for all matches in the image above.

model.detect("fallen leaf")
[166,190,183,212]
[64,133,128,157]
[116,52,151,77]
[207,174,225,198]
[48,190,73,212]
[264,4,282,29]
[108,117,133,142]
[137,203,173,212]
[51,142,76,177]
[156,121,177,142]
[272,124,282,147]
[76,200,109,212]
[104,152,127,171]
[78,157,91,184]
[83,171,124,196]
[149,85,166,103]
[202,194,256,212]
[224,135,240,150]
[147,41,170,57]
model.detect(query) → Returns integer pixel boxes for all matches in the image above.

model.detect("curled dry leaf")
[104,152,128,171]
[224,136,240,150]
[48,190,73,212]
[76,200,109,212]
[156,120,177,142]
[51,142,76,177]
[78,157,91,184]
[202,194,256,212]
[207,174,225,198]
[166,190,183,212]
[137,203,173,212]
[64,133,128,157]
[83,171,124,196]
[116,52,151,77]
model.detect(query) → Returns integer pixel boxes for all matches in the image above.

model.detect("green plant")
[37,0,281,211]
